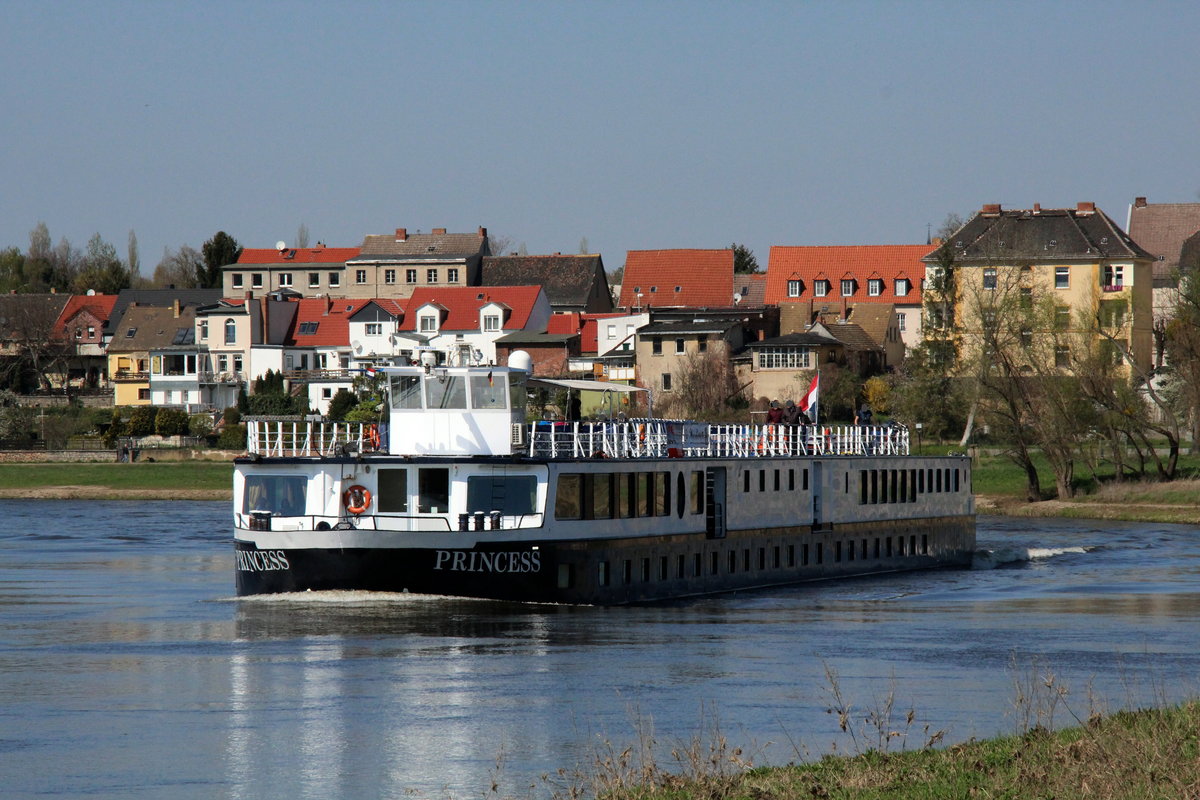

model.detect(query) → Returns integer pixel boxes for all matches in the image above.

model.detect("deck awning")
[525,377,651,416]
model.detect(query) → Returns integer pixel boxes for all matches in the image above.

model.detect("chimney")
[395,228,407,242]
[807,298,815,327]
[981,203,1002,216]
[260,296,269,341]
[432,227,447,235]
[1135,196,1147,208]
[1077,201,1096,215]
[244,291,253,304]
[173,299,181,318]
[1033,203,1041,213]
[478,226,487,238]
[325,297,333,315]
[841,296,848,322]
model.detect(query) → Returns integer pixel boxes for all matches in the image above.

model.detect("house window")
[483,315,501,332]
[840,279,854,296]
[894,278,909,297]
[675,338,685,354]
[384,269,396,285]
[1020,287,1033,308]
[279,272,293,287]
[251,273,263,289]
[448,268,459,282]
[607,324,617,340]
[1103,265,1124,289]
[787,279,801,298]
[199,320,208,340]
[87,325,95,338]
[74,327,82,339]
[1100,300,1126,328]
[419,316,437,332]
[1055,345,1070,368]
[426,268,438,283]
[309,272,320,288]
[983,268,997,290]
[365,323,383,336]
[1055,266,1070,289]
[231,273,244,289]
[662,373,672,391]
[322,387,333,400]
[698,337,708,352]
[406,269,417,284]
[328,272,340,287]
[897,313,906,332]
[138,388,150,401]
[651,338,662,355]
[757,346,810,369]
[868,278,883,296]
[1020,328,1032,348]
[814,280,830,297]
[356,269,367,284]
[224,320,236,345]
[233,355,242,373]
[1054,306,1071,330]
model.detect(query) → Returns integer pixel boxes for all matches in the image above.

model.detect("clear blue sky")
[2,0,1198,275]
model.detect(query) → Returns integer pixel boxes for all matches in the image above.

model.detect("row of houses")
[7,197,1197,417]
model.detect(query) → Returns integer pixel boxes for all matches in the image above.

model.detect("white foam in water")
[972,545,1091,570]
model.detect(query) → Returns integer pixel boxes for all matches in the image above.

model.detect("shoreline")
[0,486,1194,525]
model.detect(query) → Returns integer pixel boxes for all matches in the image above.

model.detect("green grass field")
[0,462,234,492]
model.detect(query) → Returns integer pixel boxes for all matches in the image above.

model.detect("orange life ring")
[366,424,381,450]
[343,484,372,515]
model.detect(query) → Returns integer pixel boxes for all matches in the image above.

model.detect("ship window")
[470,374,507,409]
[802,543,809,566]
[659,556,668,580]
[467,475,537,515]
[874,538,881,558]
[555,474,582,520]
[936,469,943,492]
[623,560,632,584]
[773,546,780,568]
[954,469,960,492]
[508,373,528,414]
[728,550,736,573]
[693,553,702,577]
[588,473,613,519]
[847,541,854,561]
[656,471,670,516]
[677,554,685,578]
[676,473,685,518]
[758,548,766,570]
[557,564,572,589]
[789,469,795,491]
[418,468,449,514]
[922,534,928,554]
[787,545,796,567]
[390,375,423,409]
[242,475,306,516]
[911,535,917,555]
[641,558,650,582]
[743,470,750,493]
[710,551,719,575]
[774,469,780,491]
[860,471,868,504]
[637,473,652,516]
[690,471,703,514]
[598,561,610,587]
[886,537,893,557]
[816,543,823,564]
[618,473,636,518]
[803,469,809,490]
[377,468,408,513]
[425,374,467,409]
[835,542,842,562]
[759,470,765,492]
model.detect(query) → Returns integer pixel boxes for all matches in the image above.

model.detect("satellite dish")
[508,350,532,372]
[352,340,363,355]
[276,241,287,252]
[86,289,96,296]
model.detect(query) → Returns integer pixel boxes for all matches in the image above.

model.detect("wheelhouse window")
[470,374,507,408]
[390,374,423,409]
[468,475,537,515]
[243,475,306,516]
[425,374,467,409]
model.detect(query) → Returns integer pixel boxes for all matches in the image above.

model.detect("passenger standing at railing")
[781,399,802,450]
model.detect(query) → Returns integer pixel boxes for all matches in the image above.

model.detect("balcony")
[112,370,150,382]
[1101,284,1125,293]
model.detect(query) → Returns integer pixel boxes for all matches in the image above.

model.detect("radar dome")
[508,350,533,372]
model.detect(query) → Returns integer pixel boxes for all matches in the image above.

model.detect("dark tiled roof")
[107,305,197,353]
[352,229,488,261]
[733,273,767,306]
[639,320,738,335]
[747,331,840,348]
[927,204,1152,263]
[0,294,71,341]
[106,289,223,336]
[816,321,882,352]
[481,255,607,308]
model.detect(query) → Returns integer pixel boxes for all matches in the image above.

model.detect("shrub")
[327,389,358,421]
[155,408,190,436]
[128,406,158,436]
[188,413,215,438]
[218,423,247,450]
[223,406,241,426]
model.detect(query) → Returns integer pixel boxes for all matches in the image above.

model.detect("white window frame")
[814,280,829,297]
[448,267,459,282]
[329,272,341,288]
[894,278,909,297]
[384,269,396,285]
[1055,266,1070,289]
[756,346,811,369]
[483,315,501,332]
[356,269,367,284]
[419,316,437,332]
[868,278,882,296]
[365,323,383,336]
[279,272,293,288]
[787,279,801,298]
[840,279,854,297]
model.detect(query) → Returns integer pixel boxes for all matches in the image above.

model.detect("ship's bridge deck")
[245,418,910,460]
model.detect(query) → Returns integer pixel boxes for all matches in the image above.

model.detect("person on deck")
[766,400,784,425]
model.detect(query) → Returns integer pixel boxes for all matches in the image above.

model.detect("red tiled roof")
[765,245,928,306]
[399,286,544,332]
[618,249,734,309]
[237,246,361,265]
[287,298,371,346]
[52,294,118,339]
[546,312,581,336]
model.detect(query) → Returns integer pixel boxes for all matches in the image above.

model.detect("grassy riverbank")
[575,701,1200,800]
[0,462,232,499]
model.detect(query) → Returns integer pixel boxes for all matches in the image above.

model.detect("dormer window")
[787,279,801,298]
[814,280,830,298]
[483,315,501,332]
[868,278,883,296]
[419,315,438,332]
[894,278,909,297]
[840,279,854,297]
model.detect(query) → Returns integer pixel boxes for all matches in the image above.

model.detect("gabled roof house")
[617,249,735,310]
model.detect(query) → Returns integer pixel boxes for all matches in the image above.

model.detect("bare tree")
[127,230,140,284]
[296,223,310,249]
[153,245,203,288]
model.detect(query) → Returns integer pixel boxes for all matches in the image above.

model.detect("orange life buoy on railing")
[343,484,372,515]
[366,424,381,450]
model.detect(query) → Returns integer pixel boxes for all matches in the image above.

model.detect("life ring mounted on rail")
[343,484,372,515]
[366,424,381,450]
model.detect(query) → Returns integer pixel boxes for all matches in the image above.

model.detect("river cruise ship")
[233,359,975,603]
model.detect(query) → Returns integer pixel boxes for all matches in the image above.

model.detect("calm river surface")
[2,500,1198,798]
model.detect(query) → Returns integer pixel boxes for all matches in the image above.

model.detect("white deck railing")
[245,419,909,459]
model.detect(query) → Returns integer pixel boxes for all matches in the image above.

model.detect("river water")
[1,500,1198,799]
